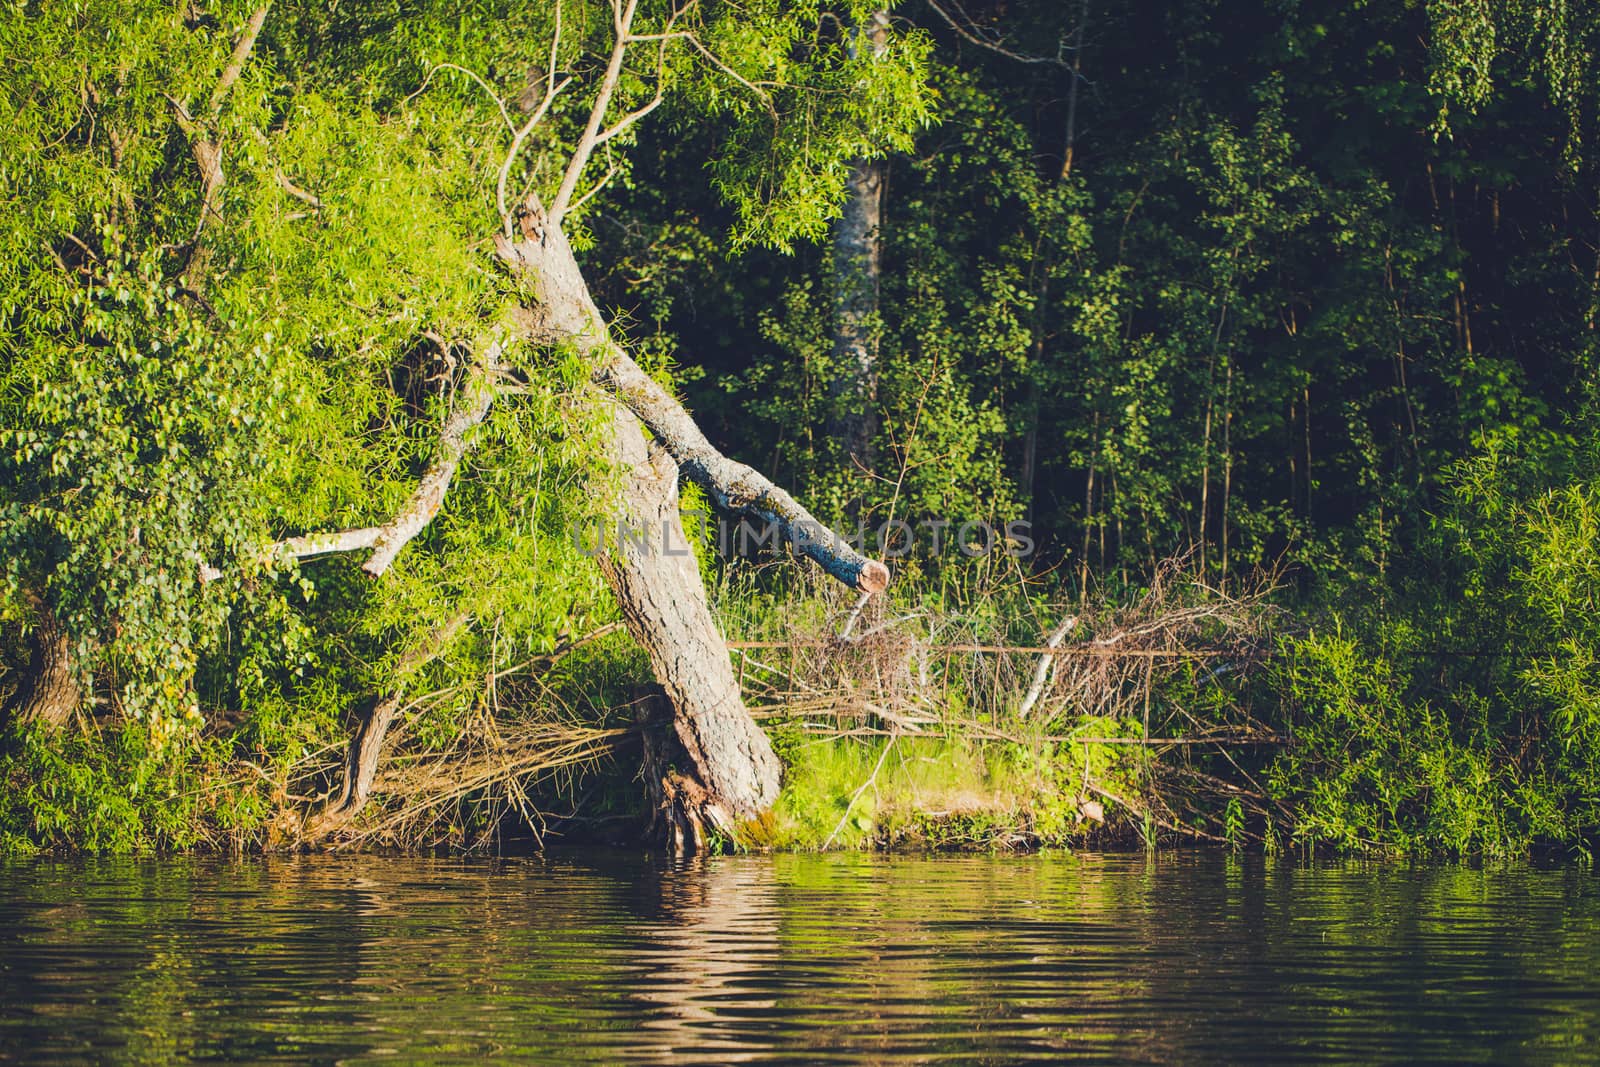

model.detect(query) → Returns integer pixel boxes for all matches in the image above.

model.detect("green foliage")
[0,0,941,850]
[0,719,266,852]
[1267,628,1520,855]
[1424,0,1597,160]
[598,0,1600,857]
[7,0,1600,858]
[698,0,936,251]
[1267,432,1600,856]
[2,232,293,735]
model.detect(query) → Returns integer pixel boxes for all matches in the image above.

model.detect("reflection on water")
[1,851,1597,1064]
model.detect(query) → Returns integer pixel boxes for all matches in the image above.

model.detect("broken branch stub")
[302,611,471,843]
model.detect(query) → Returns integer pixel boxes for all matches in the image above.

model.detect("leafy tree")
[0,0,931,848]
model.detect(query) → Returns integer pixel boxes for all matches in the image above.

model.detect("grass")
[0,556,1290,854]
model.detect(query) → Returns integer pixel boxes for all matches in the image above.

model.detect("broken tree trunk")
[259,192,884,849]
[595,347,888,593]
[495,194,880,844]
[496,206,888,595]
[302,612,471,843]
[5,597,82,734]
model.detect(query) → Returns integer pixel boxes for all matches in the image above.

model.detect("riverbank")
[0,561,1283,855]
[4,553,1599,861]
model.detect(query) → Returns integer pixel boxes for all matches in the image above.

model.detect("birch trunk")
[828,10,890,475]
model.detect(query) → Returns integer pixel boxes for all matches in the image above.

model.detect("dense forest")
[3,0,1599,858]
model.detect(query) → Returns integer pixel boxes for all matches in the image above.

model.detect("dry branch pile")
[731,558,1282,738]
[724,557,1291,846]
[271,558,1290,851]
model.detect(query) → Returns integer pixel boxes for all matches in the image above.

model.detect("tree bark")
[594,346,888,592]
[285,189,886,847]
[604,425,781,844]
[492,197,892,601]
[300,690,404,841]
[495,195,799,844]
[828,10,890,476]
[6,598,82,734]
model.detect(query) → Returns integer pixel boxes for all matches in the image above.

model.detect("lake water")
[1,851,1597,1063]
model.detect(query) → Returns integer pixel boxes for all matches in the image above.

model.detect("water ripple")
[1,852,1598,1064]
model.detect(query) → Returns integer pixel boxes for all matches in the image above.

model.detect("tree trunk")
[302,612,470,843]
[604,425,781,845]
[277,190,880,850]
[300,690,404,841]
[6,598,81,734]
[494,198,785,845]
[828,10,890,476]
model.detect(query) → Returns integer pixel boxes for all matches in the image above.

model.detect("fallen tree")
[275,2,904,846]
[494,193,889,842]
[287,198,884,845]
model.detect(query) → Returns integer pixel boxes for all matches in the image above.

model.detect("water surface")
[1,851,1597,1063]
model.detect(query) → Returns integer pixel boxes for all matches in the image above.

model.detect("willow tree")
[0,0,927,848]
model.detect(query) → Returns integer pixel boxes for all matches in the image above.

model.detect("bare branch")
[549,0,640,225]
[406,63,516,135]
[204,342,505,585]
[164,93,226,248]
[822,729,896,849]
[626,29,694,42]
[837,590,874,640]
[497,2,574,231]
[498,76,572,229]
[1017,613,1078,719]
[247,125,322,212]
[566,160,621,217]
[163,4,270,255]
[545,0,566,99]
[924,0,1071,67]
[593,89,664,148]
[62,232,103,264]
[362,346,503,576]
[685,34,776,114]
[274,169,323,210]
[586,21,677,166]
